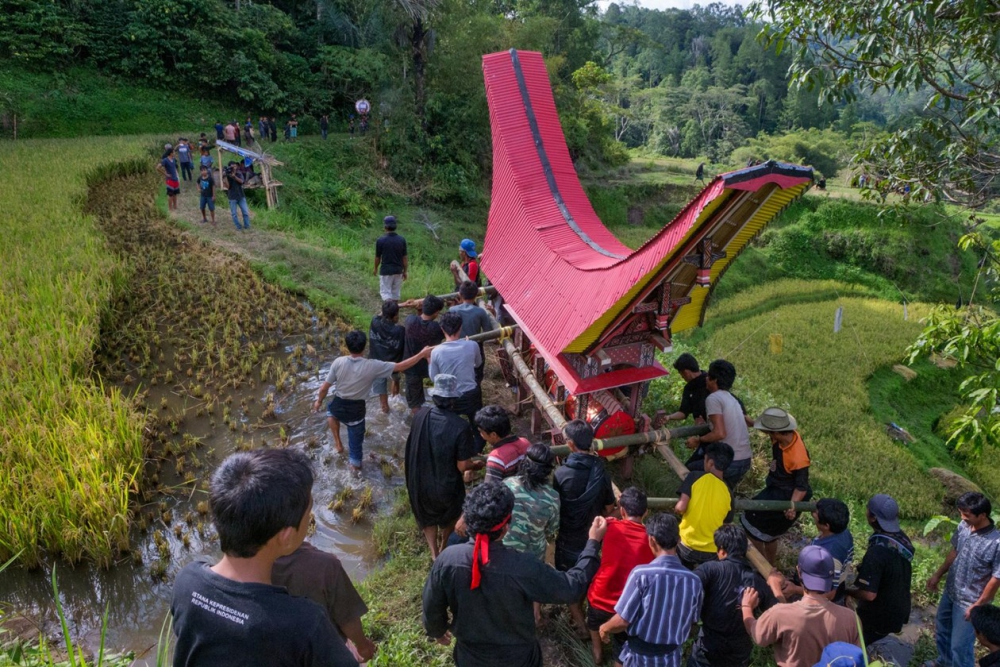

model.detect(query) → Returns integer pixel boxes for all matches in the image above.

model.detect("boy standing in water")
[170,449,358,666]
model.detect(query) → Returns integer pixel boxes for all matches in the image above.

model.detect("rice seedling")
[356,486,375,512]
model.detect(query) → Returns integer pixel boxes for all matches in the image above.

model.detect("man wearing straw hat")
[422,482,607,667]
[740,407,812,565]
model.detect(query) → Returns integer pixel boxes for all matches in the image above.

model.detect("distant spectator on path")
[430,312,483,451]
[223,161,251,230]
[687,524,784,667]
[199,146,213,173]
[847,494,913,646]
[170,448,358,667]
[197,166,216,224]
[272,540,377,662]
[741,407,812,565]
[925,492,1000,667]
[157,144,180,213]
[368,300,406,414]
[685,359,752,487]
[475,405,530,482]
[176,138,194,182]
[554,419,616,635]
[243,117,254,146]
[971,605,1000,667]
[422,482,607,667]
[405,374,482,559]
[321,114,329,140]
[696,162,705,183]
[664,353,709,424]
[223,121,236,144]
[232,120,242,147]
[674,442,734,570]
[290,114,299,140]
[268,116,277,142]
[598,512,704,667]
[374,215,407,301]
[259,116,268,143]
[313,330,429,472]
[403,295,445,413]
[742,545,860,667]
[214,120,224,140]
[587,487,653,665]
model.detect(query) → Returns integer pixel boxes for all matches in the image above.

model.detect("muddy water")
[0,351,415,663]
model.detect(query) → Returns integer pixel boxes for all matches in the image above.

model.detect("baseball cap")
[867,494,901,533]
[798,545,835,593]
[459,239,478,258]
[429,374,462,399]
[383,215,397,229]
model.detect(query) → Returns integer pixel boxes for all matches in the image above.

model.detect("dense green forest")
[1,0,915,201]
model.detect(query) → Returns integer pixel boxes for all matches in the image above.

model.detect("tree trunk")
[411,17,427,127]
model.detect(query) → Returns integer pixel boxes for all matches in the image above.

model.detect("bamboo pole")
[644,497,817,512]
[547,424,709,457]
[464,325,517,344]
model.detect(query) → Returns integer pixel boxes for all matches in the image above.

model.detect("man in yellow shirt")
[674,442,734,569]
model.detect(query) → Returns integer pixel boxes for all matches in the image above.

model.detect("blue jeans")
[935,589,976,667]
[345,420,365,468]
[229,198,250,229]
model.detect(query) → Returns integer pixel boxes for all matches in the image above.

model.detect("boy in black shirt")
[369,300,406,414]
[170,449,358,667]
[197,166,216,224]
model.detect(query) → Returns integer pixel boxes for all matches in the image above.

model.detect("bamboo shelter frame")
[214,140,284,209]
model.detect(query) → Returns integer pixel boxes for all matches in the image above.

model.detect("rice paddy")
[0,137,150,567]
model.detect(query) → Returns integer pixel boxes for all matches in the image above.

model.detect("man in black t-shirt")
[224,161,251,230]
[847,494,914,646]
[403,294,444,413]
[369,300,406,414]
[373,215,408,301]
[553,419,616,635]
[170,449,358,667]
[665,353,710,423]
[688,524,785,667]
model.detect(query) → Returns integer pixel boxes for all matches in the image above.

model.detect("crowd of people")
[167,213,1000,667]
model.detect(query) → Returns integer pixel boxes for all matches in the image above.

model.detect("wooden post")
[217,145,224,191]
[261,162,273,209]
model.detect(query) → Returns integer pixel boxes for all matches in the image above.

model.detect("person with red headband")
[423,482,608,667]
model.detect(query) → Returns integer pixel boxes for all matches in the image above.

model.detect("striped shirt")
[615,554,703,667]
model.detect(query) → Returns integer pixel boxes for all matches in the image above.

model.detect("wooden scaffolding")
[214,140,284,209]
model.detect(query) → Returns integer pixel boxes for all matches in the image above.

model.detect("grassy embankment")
[0,137,149,567]
[0,68,234,139]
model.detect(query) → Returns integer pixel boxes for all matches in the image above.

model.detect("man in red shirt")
[476,405,532,482]
[586,487,652,666]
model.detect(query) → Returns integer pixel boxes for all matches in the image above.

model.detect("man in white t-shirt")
[686,359,753,489]
[313,330,430,471]
[429,312,484,452]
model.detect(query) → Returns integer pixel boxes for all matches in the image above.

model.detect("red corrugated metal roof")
[480,49,813,383]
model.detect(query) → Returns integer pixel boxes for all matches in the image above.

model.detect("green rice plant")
[0,137,149,565]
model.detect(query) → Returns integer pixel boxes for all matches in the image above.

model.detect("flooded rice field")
[0,164,412,661]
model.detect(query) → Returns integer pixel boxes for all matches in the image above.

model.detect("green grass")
[0,67,235,139]
[0,136,147,566]
[180,135,487,328]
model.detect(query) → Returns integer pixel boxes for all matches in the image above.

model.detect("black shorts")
[166,186,180,196]
[405,373,427,409]
[586,605,625,660]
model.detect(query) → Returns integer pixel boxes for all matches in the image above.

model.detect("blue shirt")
[615,554,703,667]
[946,521,1000,609]
[814,530,854,586]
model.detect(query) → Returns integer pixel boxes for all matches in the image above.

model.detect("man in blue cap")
[742,545,860,667]
[847,494,914,646]
[452,239,481,288]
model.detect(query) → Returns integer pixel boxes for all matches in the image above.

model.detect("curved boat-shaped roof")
[481,49,812,386]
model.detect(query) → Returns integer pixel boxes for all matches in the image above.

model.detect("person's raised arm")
[523,517,608,605]
[674,494,690,516]
[393,347,432,374]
